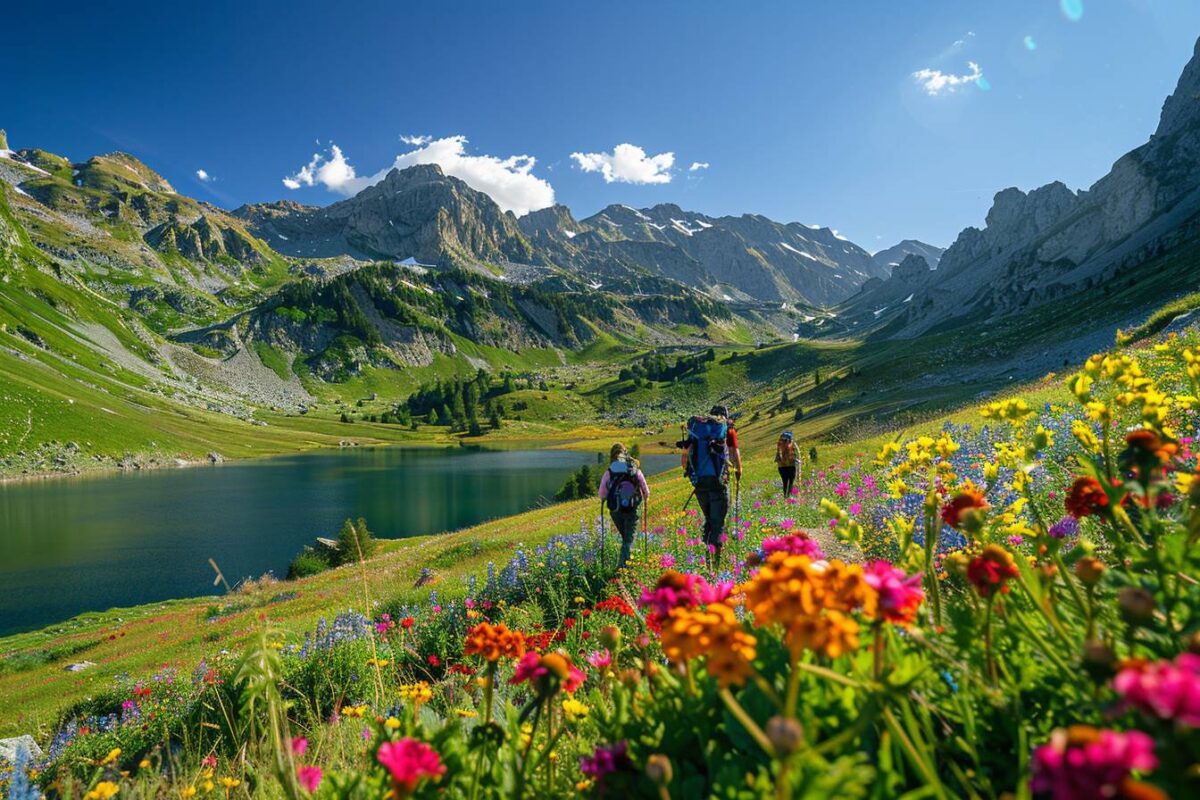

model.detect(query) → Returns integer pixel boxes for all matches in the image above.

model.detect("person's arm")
[681,445,690,473]
[729,430,742,478]
[597,469,609,499]
[637,470,650,498]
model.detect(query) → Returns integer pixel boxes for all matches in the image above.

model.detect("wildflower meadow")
[6,330,1200,799]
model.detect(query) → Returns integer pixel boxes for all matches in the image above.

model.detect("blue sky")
[3,1,1200,249]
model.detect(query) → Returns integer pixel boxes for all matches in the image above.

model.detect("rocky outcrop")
[871,240,944,273]
[144,215,267,265]
[840,35,1200,338]
[235,164,536,269]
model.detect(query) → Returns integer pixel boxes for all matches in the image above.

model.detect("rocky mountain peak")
[892,254,931,283]
[1156,36,1200,139]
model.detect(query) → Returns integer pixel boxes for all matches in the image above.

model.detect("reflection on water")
[0,447,674,636]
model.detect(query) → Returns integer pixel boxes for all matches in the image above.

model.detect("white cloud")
[912,61,984,96]
[196,169,213,182]
[688,161,710,172]
[281,136,554,216]
[952,31,976,48]
[400,134,433,146]
[571,143,674,184]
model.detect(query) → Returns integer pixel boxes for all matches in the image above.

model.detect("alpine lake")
[0,446,676,636]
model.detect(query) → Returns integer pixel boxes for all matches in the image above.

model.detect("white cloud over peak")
[688,161,710,172]
[571,143,674,184]
[196,168,213,182]
[281,136,555,216]
[912,61,983,96]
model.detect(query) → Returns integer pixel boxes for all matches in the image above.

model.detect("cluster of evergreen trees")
[403,369,519,433]
[618,348,717,384]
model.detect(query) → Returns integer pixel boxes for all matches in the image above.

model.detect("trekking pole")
[681,487,696,511]
[599,499,609,572]
[642,493,649,560]
[735,473,741,542]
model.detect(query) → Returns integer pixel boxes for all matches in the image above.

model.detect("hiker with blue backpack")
[598,442,650,568]
[680,404,742,570]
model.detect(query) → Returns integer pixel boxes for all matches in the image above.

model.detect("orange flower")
[660,602,757,687]
[463,622,527,662]
[740,553,867,659]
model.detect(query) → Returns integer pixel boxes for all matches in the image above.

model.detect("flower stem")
[719,688,775,757]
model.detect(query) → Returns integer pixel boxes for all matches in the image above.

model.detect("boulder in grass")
[0,735,43,761]
[63,660,96,672]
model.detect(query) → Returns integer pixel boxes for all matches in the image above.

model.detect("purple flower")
[581,741,632,788]
[1048,517,1079,539]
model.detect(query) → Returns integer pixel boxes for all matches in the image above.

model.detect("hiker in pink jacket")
[598,443,650,568]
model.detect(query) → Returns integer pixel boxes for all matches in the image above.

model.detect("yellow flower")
[384,716,401,730]
[983,461,1000,483]
[341,704,367,718]
[100,748,122,765]
[180,787,198,799]
[139,758,151,769]
[399,682,433,705]
[455,708,478,718]
[85,782,120,800]
[887,478,908,499]
[1071,420,1101,452]
[219,777,240,789]
[365,658,390,667]
[201,780,215,793]
[519,722,534,747]
[562,697,590,723]
[874,441,900,465]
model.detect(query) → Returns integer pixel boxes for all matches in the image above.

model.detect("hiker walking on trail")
[681,404,742,569]
[598,443,650,569]
[775,430,799,497]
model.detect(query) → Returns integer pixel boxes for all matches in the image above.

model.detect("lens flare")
[1024,35,1037,51]
[976,76,992,92]
[1061,0,1083,21]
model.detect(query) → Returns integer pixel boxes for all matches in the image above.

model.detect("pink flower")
[761,534,825,560]
[658,553,676,569]
[509,651,586,694]
[290,736,308,756]
[849,502,862,516]
[202,754,218,769]
[296,765,322,793]
[1031,727,1157,800]
[863,561,924,625]
[781,518,794,530]
[835,481,849,497]
[377,738,446,794]
[696,579,735,604]
[587,649,613,670]
[1113,654,1200,726]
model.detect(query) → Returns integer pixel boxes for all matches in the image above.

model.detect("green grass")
[253,341,292,381]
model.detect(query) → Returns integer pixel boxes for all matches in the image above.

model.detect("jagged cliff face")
[235,165,536,267]
[841,36,1200,338]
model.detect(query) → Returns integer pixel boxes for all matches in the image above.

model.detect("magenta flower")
[761,534,825,560]
[296,765,322,793]
[1113,653,1200,726]
[377,738,446,794]
[580,740,632,789]
[659,553,676,569]
[863,561,924,625]
[1031,727,1157,800]
[587,649,613,670]
[290,736,308,756]
[509,651,586,693]
[835,481,850,497]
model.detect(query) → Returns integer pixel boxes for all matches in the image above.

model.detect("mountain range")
[2,34,1200,447]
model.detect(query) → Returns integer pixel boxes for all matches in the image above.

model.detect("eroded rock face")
[843,35,1200,338]
[236,164,535,267]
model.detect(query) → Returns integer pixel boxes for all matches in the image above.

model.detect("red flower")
[509,651,586,694]
[401,617,415,629]
[941,490,989,530]
[427,654,440,667]
[595,596,636,617]
[966,545,1020,598]
[1066,477,1109,519]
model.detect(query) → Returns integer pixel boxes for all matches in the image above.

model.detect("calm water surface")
[0,447,673,636]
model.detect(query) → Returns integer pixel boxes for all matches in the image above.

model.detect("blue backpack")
[606,458,642,512]
[686,415,728,485]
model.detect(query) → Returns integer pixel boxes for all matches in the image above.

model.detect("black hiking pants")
[778,466,796,496]
[694,476,729,566]
[610,507,638,568]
